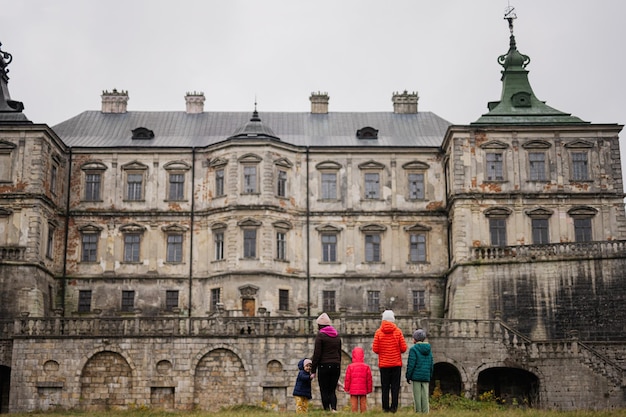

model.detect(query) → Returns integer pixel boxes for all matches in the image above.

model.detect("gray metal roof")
[52,111,451,148]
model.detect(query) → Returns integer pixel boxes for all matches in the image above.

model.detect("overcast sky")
[2,0,625,132]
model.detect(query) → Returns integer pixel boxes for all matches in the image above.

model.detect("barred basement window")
[367,290,380,313]
[165,290,179,311]
[279,289,289,311]
[121,290,135,312]
[323,290,336,312]
[78,290,92,313]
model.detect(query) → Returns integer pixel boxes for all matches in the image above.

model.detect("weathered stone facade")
[1,16,626,413]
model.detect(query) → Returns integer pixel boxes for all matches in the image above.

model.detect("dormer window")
[356,126,378,140]
[131,127,155,140]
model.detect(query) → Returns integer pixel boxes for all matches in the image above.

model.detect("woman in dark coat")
[310,312,342,412]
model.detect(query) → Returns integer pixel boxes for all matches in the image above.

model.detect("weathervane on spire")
[504,5,517,35]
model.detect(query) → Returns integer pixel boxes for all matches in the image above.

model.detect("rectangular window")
[276,232,286,260]
[50,164,58,194]
[124,233,141,262]
[279,289,289,311]
[409,233,427,262]
[78,290,92,313]
[167,234,183,263]
[81,233,98,262]
[126,173,143,200]
[0,152,12,181]
[486,152,504,181]
[243,229,257,258]
[365,234,381,262]
[46,227,54,259]
[321,234,337,262]
[85,173,101,201]
[168,173,185,200]
[364,172,380,199]
[214,231,224,260]
[572,152,589,180]
[321,172,337,200]
[574,218,592,242]
[277,170,287,197]
[243,166,257,193]
[367,290,380,313]
[532,219,550,244]
[121,290,135,312]
[528,152,546,181]
[210,288,221,311]
[489,218,507,247]
[323,290,336,312]
[408,173,425,200]
[412,290,426,312]
[165,290,179,311]
[215,169,225,197]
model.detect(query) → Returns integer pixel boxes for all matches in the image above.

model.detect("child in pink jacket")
[343,346,373,412]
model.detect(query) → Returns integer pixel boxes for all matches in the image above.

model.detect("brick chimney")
[101,89,129,113]
[310,92,329,114]
[185,91,205,114]
[392,91,418,114]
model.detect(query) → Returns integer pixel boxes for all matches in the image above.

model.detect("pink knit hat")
[316,312,332,326]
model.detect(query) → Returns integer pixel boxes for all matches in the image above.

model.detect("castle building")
[0,15,625,412]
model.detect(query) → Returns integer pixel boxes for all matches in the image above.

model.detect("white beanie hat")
[316,312,332,326]
[382,310,395,322]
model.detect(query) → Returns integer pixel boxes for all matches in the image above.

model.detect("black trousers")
[379,366,402,412]
[317,363,340,410]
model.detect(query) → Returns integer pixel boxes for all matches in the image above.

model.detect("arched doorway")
[80,351,132,410]
[194,348,246,410]
[477,367,539,407]
[432,362,462,396]
[0,366,10,414]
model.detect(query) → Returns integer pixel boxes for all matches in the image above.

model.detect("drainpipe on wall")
[61,147,73,319]
[306,147,311,320]
[188,147,196,331]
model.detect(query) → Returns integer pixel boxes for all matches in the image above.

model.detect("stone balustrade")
[470,240,626,262]
[0,246,26,261]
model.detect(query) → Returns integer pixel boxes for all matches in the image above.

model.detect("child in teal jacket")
[406,329,434,413]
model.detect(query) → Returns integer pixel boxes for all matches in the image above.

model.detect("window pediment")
[79,223,104,232]
[164,161,191,171]
[162,224,188,233]
[208,157,228,168]
[122,161,149,171]
[316,161,342,170]
[0,140,17,151]
[81,161,107,171]
[484,207,512,218]
[315,224,342,233]
[211,222,228,231]
[358,160,385,170]
[568,206,598,218]
[404,223,431,232]
[273,220,292,230]
[526,207,554,218]
[564,140,593,149]
[480,140,509,150]
[238,153,262,164]
[522,140,552,149]
[120,223,146,233]
[237,218,262,227]
[359,223,387,232]
[402,161,430,170]
[274,158,293,168]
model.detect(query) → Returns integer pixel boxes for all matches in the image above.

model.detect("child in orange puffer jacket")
[343,346,373,413]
